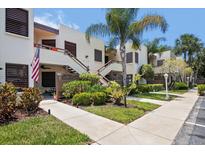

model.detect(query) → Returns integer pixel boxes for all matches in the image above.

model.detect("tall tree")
[85,9,167,107]
[174,34,203,66]
[145,37,171,65]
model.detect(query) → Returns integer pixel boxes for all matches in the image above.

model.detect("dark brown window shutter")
[65,41,77,57]
[135,52,139,63]
[6,63,28,88]
[126,52,133,63]
[6,8,29,37]
[94,49,102,62]
[42,39,56,47]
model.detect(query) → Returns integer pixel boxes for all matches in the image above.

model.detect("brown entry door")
[6,63,28,88]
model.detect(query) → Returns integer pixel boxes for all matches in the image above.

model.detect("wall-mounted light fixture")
[0,67,3,70]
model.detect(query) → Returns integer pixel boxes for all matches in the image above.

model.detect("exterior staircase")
[97,60,122,78]
[34,44,88,74]
[34,44,108,85]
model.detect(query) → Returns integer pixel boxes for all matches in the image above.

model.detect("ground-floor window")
[42,72,56,87]
[6,63,28,88]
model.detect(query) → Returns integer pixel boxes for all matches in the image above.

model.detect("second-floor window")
[65,41,77,57]
[94,49,102,62]
[126,52,133,63]
[135,52,139,63]
[42,39,56,48]
[6,8,29,37]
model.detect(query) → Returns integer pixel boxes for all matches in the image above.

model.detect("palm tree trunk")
[120,44,127,108]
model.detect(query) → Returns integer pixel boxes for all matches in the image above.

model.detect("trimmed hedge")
[72,92,92,106]
[197,84,205,96]
[72,92,106,106]
[134,84,164,94]
[80,73,100,85]
[62,80,91,98]
[92,92,106,105]
[174,82,188,90]
[87,84,106,93]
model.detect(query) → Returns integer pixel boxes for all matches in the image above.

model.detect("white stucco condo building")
[0,8,148,93]
[0,8,34,87]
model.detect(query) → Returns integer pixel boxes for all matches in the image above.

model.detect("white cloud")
[34,10,80,30]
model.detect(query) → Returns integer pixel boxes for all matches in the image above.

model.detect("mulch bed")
[0,108,48,126]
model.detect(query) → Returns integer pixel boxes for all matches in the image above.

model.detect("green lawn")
[159,89,188,94]
[135,93,177,101]
[85,100,160,124]
[0,115,91,145]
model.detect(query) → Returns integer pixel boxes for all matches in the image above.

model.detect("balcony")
[34,44,88,74]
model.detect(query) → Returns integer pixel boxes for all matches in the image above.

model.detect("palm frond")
[130,14,168,35]
[85,23,110,43]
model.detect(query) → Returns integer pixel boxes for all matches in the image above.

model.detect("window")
[157,60,164,66]
[65,41,77,57]
[6,63,28,88]
[135,52,139,63]
[42,72,56,87]
[42,39,56,48]
[126,52,133,63]
[94,49,102,62]
[6,8,29,37]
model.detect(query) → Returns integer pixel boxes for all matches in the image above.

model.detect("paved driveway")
[173,96,205,145]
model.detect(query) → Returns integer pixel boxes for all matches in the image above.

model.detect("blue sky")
[34,8,205,47]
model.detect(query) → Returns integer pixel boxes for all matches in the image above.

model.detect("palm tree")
[85,9,168,107]
[145,37,171,65]
[174,34,203,66]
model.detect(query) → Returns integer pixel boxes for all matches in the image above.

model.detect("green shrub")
[106,81,124,104]
[0,83,17,121]
[174,82,188,90]
[72,92,92,106]
[80,73,100,85]
[87,84,106,93]
[197,84,205,96]
[20,88,42,114]
[134,84,164,94]
[62,80,91,98]
[92,92,106,105]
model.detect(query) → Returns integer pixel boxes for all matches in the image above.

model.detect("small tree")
[139,64,154,82]
[159,59,189,87]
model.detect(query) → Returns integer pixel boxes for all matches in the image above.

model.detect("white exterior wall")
[57,25,105,73]
[0,8,34,87]
[113,43,148,75]
[34,24,105,73]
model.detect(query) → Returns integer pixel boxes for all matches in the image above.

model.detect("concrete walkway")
[40,89,198,145]
[127,96,167,105]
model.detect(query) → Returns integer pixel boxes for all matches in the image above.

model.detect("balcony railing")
[34,43,89,72]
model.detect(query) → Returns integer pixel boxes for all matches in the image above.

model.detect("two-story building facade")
[0,8,148,92]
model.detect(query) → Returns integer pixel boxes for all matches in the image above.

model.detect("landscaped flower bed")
[0,82,91,145]
[61,73,161,124]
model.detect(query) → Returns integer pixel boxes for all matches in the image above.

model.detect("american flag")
[32,48,40,82]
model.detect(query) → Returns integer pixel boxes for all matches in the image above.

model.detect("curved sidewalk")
[40,90,198,145]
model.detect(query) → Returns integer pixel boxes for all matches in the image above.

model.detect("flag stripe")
[32,48,40,82]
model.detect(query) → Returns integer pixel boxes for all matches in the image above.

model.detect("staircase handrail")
[34,43,89,72]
